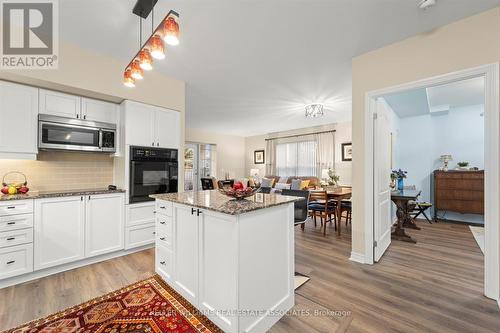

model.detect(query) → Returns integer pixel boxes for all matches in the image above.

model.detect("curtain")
[275,140,317,177]
[265,139,276,176]
[315,132,335,176]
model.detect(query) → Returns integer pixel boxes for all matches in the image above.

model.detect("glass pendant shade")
[123,69,135,87]
[130,60,144,80]
[150,34,165,59]
[163,17,179,46]
[138,49,153,70]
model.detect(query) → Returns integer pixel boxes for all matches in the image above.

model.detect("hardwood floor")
[0,220,498,333]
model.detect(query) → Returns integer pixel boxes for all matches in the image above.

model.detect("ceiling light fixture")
[123,0,179,87]
[418,0,437,10]
[305,104,324,118]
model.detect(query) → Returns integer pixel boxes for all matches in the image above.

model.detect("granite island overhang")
[150,190,303,333]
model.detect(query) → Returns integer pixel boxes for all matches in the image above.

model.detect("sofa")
[262,176,320,190]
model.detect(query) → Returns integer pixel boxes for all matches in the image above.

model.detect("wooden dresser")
[433,170,484,221]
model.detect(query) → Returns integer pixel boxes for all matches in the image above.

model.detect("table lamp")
[440,155,453,171]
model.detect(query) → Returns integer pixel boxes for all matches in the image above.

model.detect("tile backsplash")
[0,151,114,191]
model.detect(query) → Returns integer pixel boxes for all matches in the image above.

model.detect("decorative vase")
[397,178,404,191]
[390,179,396,190]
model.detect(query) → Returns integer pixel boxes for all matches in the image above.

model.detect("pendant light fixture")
[123,0,179,88]
[163,16,179,46]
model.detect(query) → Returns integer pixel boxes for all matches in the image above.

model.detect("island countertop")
[150,190,302,215]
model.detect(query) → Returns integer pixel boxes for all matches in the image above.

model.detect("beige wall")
[351,7,500,255]
[244,122,352,184]
[185,128,246,180]
[0,151,113,192]
[0,40,186,190]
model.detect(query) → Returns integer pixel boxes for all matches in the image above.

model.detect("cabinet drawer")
[0,213,33,232]
[156,200,172,217]
[126,202,155,227]
[0,200,33,216]
[125,223,155,249]
[0,228,33,248]
[0,243,33,279]
[156,244,173,281]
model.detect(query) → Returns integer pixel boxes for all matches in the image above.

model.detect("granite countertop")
[150,190,303,215]
[0,188,125,201]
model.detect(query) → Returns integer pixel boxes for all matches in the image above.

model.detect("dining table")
[390,189,421,243]
[326,187,352,236]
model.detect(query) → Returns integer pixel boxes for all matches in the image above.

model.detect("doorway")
[365,64,499,300]
[183,142,216,191]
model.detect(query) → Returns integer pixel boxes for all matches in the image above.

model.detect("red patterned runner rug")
[4,275,222,333]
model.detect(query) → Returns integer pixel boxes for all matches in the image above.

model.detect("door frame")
[362,63,499,300]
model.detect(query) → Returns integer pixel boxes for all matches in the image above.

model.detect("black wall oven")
[129,146,178,204]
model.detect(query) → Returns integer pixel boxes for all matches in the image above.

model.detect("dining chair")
[403,185,432,223]
[340,200,352,225]
[281,189,310,230]
[308,190,337,235]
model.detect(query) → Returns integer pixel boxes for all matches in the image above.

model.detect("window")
[276,140,317,177]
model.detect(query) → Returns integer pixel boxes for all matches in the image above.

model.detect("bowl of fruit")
[1,171,29,195]
[218,182,258,200]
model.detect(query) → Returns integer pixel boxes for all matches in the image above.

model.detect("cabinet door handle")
[88,195,91,200]
[6,260,15,265]
[160,237,165,241]
[7,222,16,225]
[152,142,155,146]
[6,237,15,241]
[197,209,202,216]
[157,142,159,147]
[76,114,79,119]
[83,115,87,120]
[160,261,166,265]
[153,231,156,235]
[7,206,15,209]
[160,206,166,209]
[191,208,196,215]
[160,221,166,225]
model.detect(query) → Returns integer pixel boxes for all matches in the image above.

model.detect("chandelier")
[123,0,180,88]
[305,104,324,118]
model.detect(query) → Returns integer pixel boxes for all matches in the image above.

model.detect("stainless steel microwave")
[38,114,116,153]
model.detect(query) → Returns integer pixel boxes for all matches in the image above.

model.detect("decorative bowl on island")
[218,185,258,200]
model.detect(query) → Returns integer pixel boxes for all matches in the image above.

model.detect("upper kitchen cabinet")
[81,98,118,124]
[121,100,180,149]
[39,89,81,119]
[0,81,38,159]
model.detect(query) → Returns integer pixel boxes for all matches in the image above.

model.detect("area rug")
[469,225,485,254]
[4,275,222,333]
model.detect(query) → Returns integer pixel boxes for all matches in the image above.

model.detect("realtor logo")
[1,0,58,69]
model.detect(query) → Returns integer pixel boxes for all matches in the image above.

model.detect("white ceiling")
[59,0,500,136]
[384,76,485,118]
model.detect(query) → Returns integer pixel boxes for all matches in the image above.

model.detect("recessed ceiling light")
[418,0,437,10]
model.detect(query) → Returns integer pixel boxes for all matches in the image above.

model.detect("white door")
[0,81,38,155]
[373,98,393,261]
[81,98,118,123]
[34,196,85,270]
[85,193,124,257]
[123,101,155,147]
[173,204,199,305]
[154,108,180,148]
[39,89,81,119]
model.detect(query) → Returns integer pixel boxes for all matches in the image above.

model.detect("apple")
[1,186,8,195]
[19,185,29,194]
[233,182,243,190]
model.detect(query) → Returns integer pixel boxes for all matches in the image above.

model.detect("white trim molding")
[363,63,500,300]
[349,251,366,264]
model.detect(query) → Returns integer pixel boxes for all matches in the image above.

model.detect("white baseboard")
[0,244,154,289]
[349,251,365,264]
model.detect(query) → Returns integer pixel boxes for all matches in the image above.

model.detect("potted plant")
[391,169,407,191]
[456,161,469,171]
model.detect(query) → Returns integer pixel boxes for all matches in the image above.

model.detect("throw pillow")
[300,180,310,189]
[261,178,273,188]
[278,176,289,184]
[290,179,302,190]
[275,182,291,190]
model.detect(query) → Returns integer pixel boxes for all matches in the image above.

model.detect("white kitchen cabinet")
[0,243,33,280]
[81,98,118,123]
[0,81,38,159]
[39,89,81,119]
[34,196,85,270]
[155,108,180,149]
[85,193,124,258]
[125,223,155,249]
[121,100,180,148]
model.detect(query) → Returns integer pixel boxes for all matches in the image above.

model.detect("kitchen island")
[150,190,301,333]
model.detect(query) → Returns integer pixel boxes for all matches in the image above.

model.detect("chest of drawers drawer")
[0,200,33,216]
[0,213,33,232]
[0,243,33,279]
[0,228,33,248]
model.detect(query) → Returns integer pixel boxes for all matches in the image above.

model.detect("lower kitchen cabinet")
[34,196,85,270]
[0,243,33,279]
[85,193,124,257]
